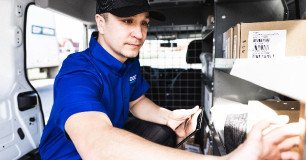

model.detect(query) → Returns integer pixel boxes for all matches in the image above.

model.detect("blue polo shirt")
[39,32,149,160]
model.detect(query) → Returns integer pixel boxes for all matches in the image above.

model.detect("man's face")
[97,12,149,62]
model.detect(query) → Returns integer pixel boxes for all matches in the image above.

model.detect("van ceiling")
[35,0,96,24]
[35,0,213,26]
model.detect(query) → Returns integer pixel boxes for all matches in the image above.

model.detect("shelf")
[214,69,279,104]
[230,57,306,102]
[214,58,235,70]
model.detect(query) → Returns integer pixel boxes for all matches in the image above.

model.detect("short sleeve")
[53,71,106,132]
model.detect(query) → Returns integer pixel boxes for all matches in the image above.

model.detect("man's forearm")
[84,124,224,160]
[65,111,226,160]
[129,96,171,125]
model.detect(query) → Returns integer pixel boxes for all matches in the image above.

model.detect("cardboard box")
[233,24,241,59]
[234,20,306,58]
[222,27,233,59]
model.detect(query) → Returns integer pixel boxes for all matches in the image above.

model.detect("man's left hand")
[166,106,202,139]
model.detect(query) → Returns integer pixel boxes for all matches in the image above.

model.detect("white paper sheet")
[230,57,306,102]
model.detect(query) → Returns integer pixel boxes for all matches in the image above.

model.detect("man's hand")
[166,106,202,139]
[227,116,302,160]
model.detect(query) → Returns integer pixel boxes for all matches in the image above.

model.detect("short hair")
[100,13,109,21]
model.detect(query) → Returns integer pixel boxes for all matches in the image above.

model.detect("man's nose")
[131,25,143,39]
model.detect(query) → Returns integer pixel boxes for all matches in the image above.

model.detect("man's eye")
[142,21,149,27]
[123,19,133,24]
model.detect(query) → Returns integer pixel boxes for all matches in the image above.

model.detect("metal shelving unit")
[202,0,305,156]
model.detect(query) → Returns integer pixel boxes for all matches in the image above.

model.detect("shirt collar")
[89,31,128,75]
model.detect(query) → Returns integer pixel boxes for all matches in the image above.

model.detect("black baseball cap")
[96,0,165,21]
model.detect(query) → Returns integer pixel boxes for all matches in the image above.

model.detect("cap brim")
[110,6,166,22]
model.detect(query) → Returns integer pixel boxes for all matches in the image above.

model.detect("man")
[39,0,301,159]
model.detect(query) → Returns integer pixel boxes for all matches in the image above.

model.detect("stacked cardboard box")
[222,27,233,59]
[223,20,306,58]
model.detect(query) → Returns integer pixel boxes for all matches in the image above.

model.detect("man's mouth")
[127,43,141,48]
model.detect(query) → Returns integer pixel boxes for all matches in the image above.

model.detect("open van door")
[0,0,90,158]
[0,0,44,159]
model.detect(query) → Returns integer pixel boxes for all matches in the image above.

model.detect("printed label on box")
[248,30,286,58]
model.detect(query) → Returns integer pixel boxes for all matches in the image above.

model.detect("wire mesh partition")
[139,25,212,110]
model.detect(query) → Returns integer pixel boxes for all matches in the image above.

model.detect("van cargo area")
[0,0,306,159]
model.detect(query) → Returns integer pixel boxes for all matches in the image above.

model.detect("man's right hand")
[227,116,302,160]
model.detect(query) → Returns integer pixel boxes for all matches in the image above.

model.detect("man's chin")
[123,52,139,59]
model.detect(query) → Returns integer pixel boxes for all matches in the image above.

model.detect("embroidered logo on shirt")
[129,75,137,85]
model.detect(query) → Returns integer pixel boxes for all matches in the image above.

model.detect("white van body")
[0,1,44,159]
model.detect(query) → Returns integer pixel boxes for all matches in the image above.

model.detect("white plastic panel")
[0,145,21,160]
[0,101,13,145]
[0,0,17,101]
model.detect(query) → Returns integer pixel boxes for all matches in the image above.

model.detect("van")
[0,0,305,159]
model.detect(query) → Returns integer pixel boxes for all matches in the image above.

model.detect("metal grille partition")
[139,25,213,110]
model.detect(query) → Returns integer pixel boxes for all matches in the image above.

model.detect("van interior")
[0,0,306,159]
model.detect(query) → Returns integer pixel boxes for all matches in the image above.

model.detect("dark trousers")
[123,117,177,147]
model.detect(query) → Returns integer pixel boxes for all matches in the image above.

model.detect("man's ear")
[95,14,105,35]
